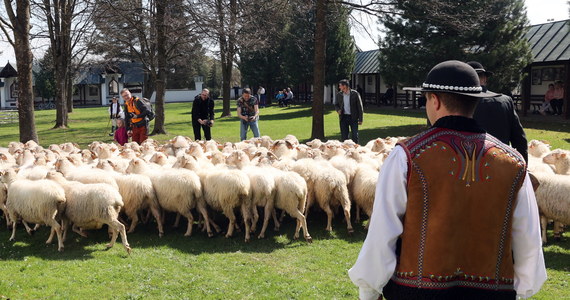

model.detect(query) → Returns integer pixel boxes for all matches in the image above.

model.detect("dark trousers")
[551,98,563,115]
[192,120,211,140]
[132,125,147,144]
[340,114,359,144]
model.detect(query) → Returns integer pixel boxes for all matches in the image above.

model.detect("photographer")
[123,88,150,144]
[237,88,260,141]
[191,89,215,141]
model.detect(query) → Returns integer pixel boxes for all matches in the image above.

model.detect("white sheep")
[96,160,164,237]
[54,158,119,190]
[528,140,551,158]
[271,140,297,159]
[226,151,276,236]
[532,172,570,244]
[351,165,379,227]
[1,181,10,228]
[126,158,214,237]
[543,149,570,175]
[46,171,131,254]
[291,158,353,234]
[1,169,66,252]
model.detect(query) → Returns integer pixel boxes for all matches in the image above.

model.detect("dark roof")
[526,19,570,63]
[0,62,17,78]
[353,50,380,74]
[74,61,145,85]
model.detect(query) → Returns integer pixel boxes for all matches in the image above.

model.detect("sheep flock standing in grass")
[0,135,567,253]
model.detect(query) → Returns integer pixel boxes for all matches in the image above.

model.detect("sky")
[0,0,569,66]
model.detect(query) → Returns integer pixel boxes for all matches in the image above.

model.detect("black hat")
[421,60,498,98]
[466,61,494,77]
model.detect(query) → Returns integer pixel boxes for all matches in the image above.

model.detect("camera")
[205,119,213,127]
[248,116,256,122]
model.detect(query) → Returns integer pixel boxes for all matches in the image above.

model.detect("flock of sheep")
[0,134,568,254]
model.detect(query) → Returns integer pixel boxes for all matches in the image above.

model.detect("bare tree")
[188,0,289,117]
[92,0,197,135]
[0,0,39,143]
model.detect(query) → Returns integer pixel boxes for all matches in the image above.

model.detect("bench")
[0,110,17,124]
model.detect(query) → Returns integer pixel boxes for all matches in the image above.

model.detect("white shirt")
[343,92,351,115]
[259,88,265,95]
[348,146,547,300]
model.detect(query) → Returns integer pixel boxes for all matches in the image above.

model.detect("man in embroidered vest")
[349,60,546,300]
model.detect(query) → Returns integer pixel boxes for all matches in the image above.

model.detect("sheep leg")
[224,209,236,238]
[47,219,64,252]
[107,220,131,255]
[127,211,139,234]
[290,209,311,243]
[150,205,164,237]
[173,213,181,228]
[251,206,259,233]
[554,221,563,241]
[271,209,280,231]
[142,209,152,224]
[323,205,333,232]
[73,225,89,237]
[241,204,251,242]
[258,204,273,239]
[540,216,547,244]
[9,220,17,241]
[355,205,361,223]
[182,211,194,237]
[197,202,214,237]
[47,227,56,244]
[279,210,286,223]
[343,206,354,234]
[23,221,35,235]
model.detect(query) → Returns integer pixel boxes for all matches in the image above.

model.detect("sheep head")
[543,149,568,165]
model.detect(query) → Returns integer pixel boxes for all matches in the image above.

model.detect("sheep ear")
[285,141,294,149]
[66,156,73,162]
[90,151,97,159]
[14,168,20,173]
[561,153,567,158]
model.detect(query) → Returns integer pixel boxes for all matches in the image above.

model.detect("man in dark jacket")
[335,79,364,144]
[468,61,528,162]
[191,89,215,140]
[122,88,151,144]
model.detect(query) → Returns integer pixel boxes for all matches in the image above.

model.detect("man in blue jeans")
[335,79,364,144]
[237,88,260,141]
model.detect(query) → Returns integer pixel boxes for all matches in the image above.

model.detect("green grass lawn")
[0,102,569,299]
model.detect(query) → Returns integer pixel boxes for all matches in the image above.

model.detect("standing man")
[469,61,528,162]
[348,61,546,300]
[191,89,215,140]
[122,88,150,144]
[258,86,266,108]
[108,96,124,136]
[237,88,260,141]
[335,79,363,144]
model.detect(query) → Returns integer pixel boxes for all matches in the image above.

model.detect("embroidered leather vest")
[394,127,526,291]
[126,97,143,123]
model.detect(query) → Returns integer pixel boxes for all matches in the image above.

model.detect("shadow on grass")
[0,210,367,261]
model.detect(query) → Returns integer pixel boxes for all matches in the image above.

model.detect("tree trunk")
[10,0,38,143]
[311,0,326,140]
[143,73,156,99]
[53,64,69,128]
[66,75,73,113]
[218,0,236,118]
[220,57,232,117]
[150,0,167,135]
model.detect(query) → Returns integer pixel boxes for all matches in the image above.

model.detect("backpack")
[139,97,155,121]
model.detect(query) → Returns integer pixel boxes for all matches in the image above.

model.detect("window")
[10,81,18,98]
[109,78,119,95]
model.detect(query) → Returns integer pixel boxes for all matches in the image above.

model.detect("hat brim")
[420,88,500,98]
